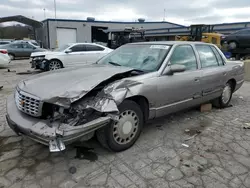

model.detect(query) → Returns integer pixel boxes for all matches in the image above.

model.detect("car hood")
[30,50,59,57]
[17,64,134,107]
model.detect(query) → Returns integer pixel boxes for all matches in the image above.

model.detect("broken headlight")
[33,56,45,61]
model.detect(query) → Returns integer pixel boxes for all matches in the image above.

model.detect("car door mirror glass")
[163,64,186,75]
[65,49,72,53]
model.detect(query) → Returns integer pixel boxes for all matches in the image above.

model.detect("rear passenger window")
[211,46,224,66]
[85,45,104,51]
[170,45,197,70]
[195,45,219,68]
[70,45,85,52]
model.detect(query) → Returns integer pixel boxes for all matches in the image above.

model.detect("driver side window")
[170,45,197,70]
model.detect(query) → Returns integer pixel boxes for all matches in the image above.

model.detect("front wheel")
[47,60,63,71]
[8,54,15,60]
[97,100,143,152]
[228,41,237,50]
[213,82,233,108]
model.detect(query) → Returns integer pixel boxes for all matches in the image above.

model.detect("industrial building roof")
[0,15,43,28]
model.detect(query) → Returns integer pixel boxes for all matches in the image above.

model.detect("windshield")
[31,42,39,46]
[54,44,70,52]
[97,44,170,72]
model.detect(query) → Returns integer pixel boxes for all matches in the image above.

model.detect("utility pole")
[43,8,46,19]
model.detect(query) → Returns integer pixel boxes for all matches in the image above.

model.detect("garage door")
[56,28,77,48]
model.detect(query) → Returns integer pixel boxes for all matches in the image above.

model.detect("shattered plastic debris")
[232,118,239,122]
[68,166,77,174]
[243,123,250,129]
[185,134,198,141]
[182,144,189,148]
[7,69,16,72]
[185,129,190,133]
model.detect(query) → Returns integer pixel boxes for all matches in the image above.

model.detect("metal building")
[37,17,250,49]
[38,18,185,49]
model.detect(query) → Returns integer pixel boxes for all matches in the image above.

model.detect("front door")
[156,45,202,117]
[63,44,87,67]
[195,44,225,101]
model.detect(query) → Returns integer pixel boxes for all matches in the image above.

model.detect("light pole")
[54,0,58,48]
[163,9,166,22]
[54,0,57,20]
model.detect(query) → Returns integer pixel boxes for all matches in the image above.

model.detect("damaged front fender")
[103,79,144,105]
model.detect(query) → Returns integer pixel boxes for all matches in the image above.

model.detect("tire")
[228,41,237,50]
[212,82,233,108]
[46,60,63,71]
[8,54,15,60]
[97,100,143,152]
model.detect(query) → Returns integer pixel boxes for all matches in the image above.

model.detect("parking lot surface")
[1,60,250,188]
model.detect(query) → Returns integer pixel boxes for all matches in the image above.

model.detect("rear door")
[8,43,23,57]
[195,44,225,101]
[84,44,108,63]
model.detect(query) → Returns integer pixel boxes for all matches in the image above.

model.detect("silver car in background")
[0,41,46,60]
[6,41,244,152]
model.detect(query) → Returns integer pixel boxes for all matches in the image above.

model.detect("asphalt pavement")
[1,60,250,188]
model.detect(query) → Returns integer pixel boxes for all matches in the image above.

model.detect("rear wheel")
[8,54,15,60]
[228,41,237,50]
[97,100,143,152]
[47,60,63,71]
[212,82,233,108]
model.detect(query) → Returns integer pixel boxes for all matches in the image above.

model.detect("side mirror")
[163,64,186,75]
[65,49,72,53]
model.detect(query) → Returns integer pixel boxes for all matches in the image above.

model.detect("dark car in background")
[221,28,250,49]
[0,41,47,60]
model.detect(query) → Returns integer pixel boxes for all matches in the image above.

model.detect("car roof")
[129,41,211,45]
[69,42,103,45]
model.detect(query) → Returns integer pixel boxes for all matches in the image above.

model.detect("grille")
[15,90,43,117]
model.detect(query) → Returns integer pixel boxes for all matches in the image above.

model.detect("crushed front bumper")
[30,59,49,70]
[6,95,111,152]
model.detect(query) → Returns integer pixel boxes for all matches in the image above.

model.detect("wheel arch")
[125,95,149,123]
[227,78,236,92]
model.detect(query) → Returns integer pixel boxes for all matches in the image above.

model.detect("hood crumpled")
[17,64,134,107]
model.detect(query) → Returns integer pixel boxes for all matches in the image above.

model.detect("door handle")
[194,77,200,82]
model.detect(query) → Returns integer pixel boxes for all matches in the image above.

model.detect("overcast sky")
[1,0,250,26]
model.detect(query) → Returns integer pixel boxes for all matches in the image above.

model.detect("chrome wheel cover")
[113,110,139,145]
[49,61,61,70]
[222,85,232,104]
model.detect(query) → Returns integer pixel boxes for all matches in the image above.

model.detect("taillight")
[0,49,8,54]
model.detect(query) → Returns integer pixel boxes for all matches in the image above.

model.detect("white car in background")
[30,43,113,71]
[0,49,11,67]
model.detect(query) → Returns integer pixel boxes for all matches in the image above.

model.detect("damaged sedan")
[6,41,244,152]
